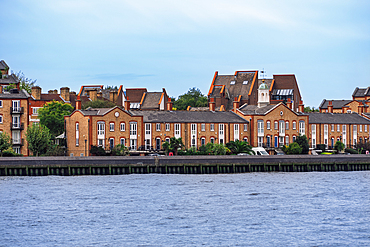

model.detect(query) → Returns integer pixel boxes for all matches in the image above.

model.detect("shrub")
[334,141,345,153]
[345,148,358,154]
[111,144,129,156]
[316,144,326,152]
[286,142,302,155]
[295,135,309,154]
[90,145,106,156]
[45,145,65,156]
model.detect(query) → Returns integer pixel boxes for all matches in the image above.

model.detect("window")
[80,153,84,156]
[324,124,328,148]
[210,137,215,144]
[97,122,105,136]
[110,123,115,132]
[234,124,239,141]
[145,124,151,135]
[166,123,170,131]
[98,139,104,147]
[230,80,235,85]
[285,121,289,130]
[12,116,20,128]
[32,107,39,115]
[191,124,197,148]
[219,124,224,144]
[70,153,74,157]
[201,138,205,146]
[175,124,181,138]
[365,125,368,132]
[165,137,170,143]
[0,100,2,108]
[311,124,316,148]
[210,124,215,131]
[360,125,362,132]
[120,138,125,146]
[12,131,20,144]
[0,115,2,124]
[243,81,248,85]
[293,135,296,142]
[156,123,161,131]
[331,124,334,132]
[13,147,20,154]
[266,121,271,130]
[299,121,305,135]
[201,123,205,131]
[244,124,248,131]
[258,137,263,147]
[76,123,79,146]
[12,100,20,112]
[285,136,289,145]
[337,124,340,132]
[258,120,264,136]
[130,122,137,136]
[109,138,114,150]
[293,121,297,130]
[120,123,125,131]
[243,137,248,142]
[274,121,278,130]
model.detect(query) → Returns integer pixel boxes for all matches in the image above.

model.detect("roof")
[238,104,277,115]
[0,89,30,99]
[308,112,370,124]
[272,74,301,98]
[352,87,370,98]
[0,74,19,85]
[126,88,147,103]
[319,99,354,109]
[78,106,129,116]
[130,110,249,123]
[0,60,9,70]
[141,92,163,109]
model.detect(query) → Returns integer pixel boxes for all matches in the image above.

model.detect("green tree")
[173,88,208,110]
[82,99,116,110]
[111,144,129,156]
[0,132,12,156]
[286,142,302,154]
[304,106,319,113]
[295,134,309,154]
[226,140,254,155]
[38,100,74,137]
[13,71,37,94]
[162,137,184,155]
[26,123,52,156]
[334,140,345,153]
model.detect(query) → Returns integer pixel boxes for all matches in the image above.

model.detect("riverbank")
[0,154,370,176]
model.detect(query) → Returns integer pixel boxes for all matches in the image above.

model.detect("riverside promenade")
[0,154,370,176]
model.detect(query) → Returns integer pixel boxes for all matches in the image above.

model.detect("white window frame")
[274,121,278,130]
[343,125,347,147]
[210,124,215,131]
[285,121,289,130]
[156,123,161,131]
[257,120,264,136]
[32,107,40,115]
[219,124,224,144]
[76,123,79,146]
[0,115,2,124]
[120,138,125,146]
[337,124,340,132]
[174,123,181,138]
[324,124,328,148]
[360,125,362,132]
[165,123,170,131]
[191,124,197,148]
[201,123,205,132]
[201,137,205,146]
[234,124,239,141]
[285,136,289,145]
[266,121,271,130]
[331,124,334,132]
[0,100,2,108]
[299,121,305,135]
[110,122,115,132]
[244,124,248,132]
[130,122,137,136]
[293,121,297,130]
[120,123,125,132]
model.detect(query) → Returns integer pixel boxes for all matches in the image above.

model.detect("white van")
[252,147,269,155]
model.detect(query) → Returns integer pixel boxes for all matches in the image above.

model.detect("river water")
[0,172,369,246]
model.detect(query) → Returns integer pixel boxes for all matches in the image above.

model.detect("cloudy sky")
[2,0,369,107]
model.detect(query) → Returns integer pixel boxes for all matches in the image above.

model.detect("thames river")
[1,172,369,246]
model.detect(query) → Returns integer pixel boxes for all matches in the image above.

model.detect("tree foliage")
[82,99,116,110]
[0,132,12,156]
[295,134,309,154]
[162,137,184,155]
[38,100,74,137]
[285,142,302,154]
[304,106,319,113]
[334,141,345,152]
[14,71,37,94]
[26,123,52,156]
[226,140,254,155]
[173,87,208,110]
[111,144,129,156]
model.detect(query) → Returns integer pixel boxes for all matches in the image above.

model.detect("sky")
[1,0,369,108]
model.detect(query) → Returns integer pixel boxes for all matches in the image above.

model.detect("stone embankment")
[0,155,369,176]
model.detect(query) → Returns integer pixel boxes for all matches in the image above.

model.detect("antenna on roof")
[260,69,266,79]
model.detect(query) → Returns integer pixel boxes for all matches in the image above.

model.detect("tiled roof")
[0,74,18,85]
[0,60,9,70]
[0,89,30,99]
[319,99,353,109]
[130,110,248,123]
[79,107,128,116]
[141,92,162,109]
[308,112,370,124]
[238,104,277,115]
[126,88,147,103]
[352,87,370,97]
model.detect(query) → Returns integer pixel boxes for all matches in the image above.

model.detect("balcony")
[12,138,24,146]
[10,107,24,114]
[11,123,24,130]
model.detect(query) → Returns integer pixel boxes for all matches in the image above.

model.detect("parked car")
[252,147,269,155]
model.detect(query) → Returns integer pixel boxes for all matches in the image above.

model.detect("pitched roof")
[141,92,163,109]
[352,87,370,98]
[319,99,354,109]
[78,106,128,116]
[238,104,277,115]
[0,89,30,99]
[130,110,249,123]
[126,88,147,103]
[0,74,18,85]
[0,60,9,70]
[308,112,370,124]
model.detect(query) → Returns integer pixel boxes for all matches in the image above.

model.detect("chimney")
[110,90,117,103]
[60,87,70,102]
[209,98,215,111]
[76,95,81,110]
[124,96,130,111]
[298,100,304,113]
[89,89,97,101]
[286,98,292,110]
[70,91,76,97]
[166,98,173,111]
[233,97,239,112]
[48,90,54,94]
[54,89,58,94]
[32,86,41,100]
[97,91,102,98]
[327,101,333,113]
